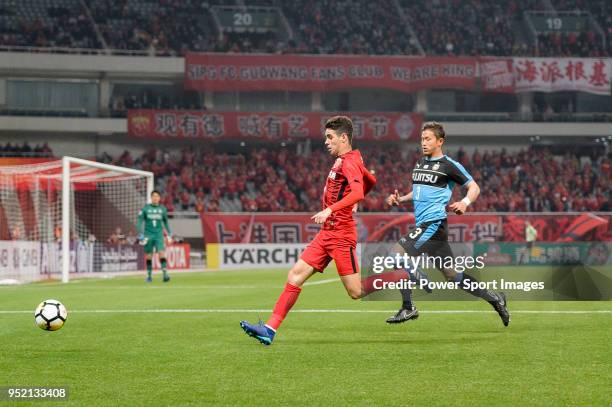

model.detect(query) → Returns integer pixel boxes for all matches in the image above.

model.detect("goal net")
[0,157,153,283]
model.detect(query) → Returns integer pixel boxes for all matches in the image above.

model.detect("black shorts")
[397,219,454,262]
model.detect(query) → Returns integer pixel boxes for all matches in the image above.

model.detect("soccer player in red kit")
[240,116,385,345]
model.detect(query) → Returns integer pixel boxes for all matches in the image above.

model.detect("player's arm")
[312,181,364,224]
[137,208,147,244]
[137,208,145,235]
[447,160,479,215]
[449,180,480,215]
[363,168,377,195]
[353,168,377,213]
[162,207,173,243]
[386,190,412,206]
[464,180,480,203]
[312,161,365,224]
[398,191,413,203]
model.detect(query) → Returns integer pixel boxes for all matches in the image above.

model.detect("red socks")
[266,283,302,330]
[266,271,408,330]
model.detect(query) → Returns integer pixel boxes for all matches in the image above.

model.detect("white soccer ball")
[34,299,67,331]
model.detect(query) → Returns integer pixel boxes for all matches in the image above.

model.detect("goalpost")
[60,157,154,282]
[0,157,153,284]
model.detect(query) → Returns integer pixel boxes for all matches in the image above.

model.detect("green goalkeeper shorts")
[144,234,165,254]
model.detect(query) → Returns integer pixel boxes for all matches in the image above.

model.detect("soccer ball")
[34,299,67,331]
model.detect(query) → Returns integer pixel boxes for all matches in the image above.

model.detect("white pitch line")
[2,285,269,289]
[78,285,264,289]
[0,309,610,314]
[304,278,340,286]
[3,283,339,289]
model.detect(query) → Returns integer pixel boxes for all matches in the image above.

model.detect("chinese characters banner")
[185,53,479,92]
[128,110,422,141]
[200,213,502,244]
[479,58,515,93]
[185,53,611,95]
[200,213,610,244]
[514,58,611,95]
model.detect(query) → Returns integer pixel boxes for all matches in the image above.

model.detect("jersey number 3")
[409,227,423,239]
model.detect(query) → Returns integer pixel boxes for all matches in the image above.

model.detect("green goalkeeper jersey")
[137,203,171,237]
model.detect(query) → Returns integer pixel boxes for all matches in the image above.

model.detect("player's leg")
[240,233,328,345]
[429,233,510,326]
[333,243,362,299]
[158,249,170,282]
[157,234,169,282]
[386,222,443,323]
[333,244,409,299]
[441,267,510,326]
[267,236,331,329]
[240,259,317,345]
[145,254,153,282]
[268,259,317,327]
[341,270,413,300]
[144,238,155,282]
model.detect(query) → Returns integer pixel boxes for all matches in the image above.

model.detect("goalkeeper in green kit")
[137,190,173,283]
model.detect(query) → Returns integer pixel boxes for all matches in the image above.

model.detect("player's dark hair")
[422,121,445,139]
[151,190,161,197]
[325,116,353,144]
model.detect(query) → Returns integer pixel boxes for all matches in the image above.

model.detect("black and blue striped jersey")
[411,155,473,225]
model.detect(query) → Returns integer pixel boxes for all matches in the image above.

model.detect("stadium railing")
[0,45,169,57]
[427,112,612,122]
[0,107,89,117]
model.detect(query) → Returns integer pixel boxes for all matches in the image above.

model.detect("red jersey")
[322,149,373,232]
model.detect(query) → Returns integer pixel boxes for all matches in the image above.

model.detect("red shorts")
[300,230,359,276]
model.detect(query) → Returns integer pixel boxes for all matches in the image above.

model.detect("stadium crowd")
[97,145,610,213]
[109,91,203,118]
[0,0,609,57]
[403,0,529,57]
[283,0,420,55]
[403,0,608,57]
[536,31,607,58]
[0,1,101,49]
[0,142,53,157]
[87,0,218,55]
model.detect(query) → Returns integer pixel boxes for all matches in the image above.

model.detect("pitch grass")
[0,269,610,407]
